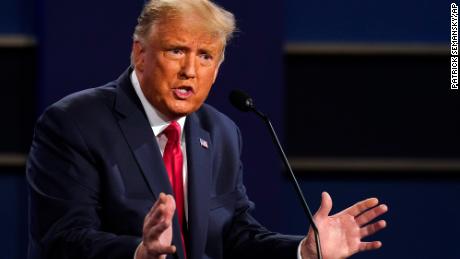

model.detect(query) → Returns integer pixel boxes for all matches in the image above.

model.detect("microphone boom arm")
[251,108,323,259]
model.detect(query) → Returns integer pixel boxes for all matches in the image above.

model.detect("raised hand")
[136,193,177,259]
[302,192,388,259]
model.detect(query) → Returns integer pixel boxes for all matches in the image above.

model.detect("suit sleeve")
[27,105,141,259]
[223,126,303,259]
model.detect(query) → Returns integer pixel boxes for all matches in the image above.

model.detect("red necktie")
[162,121,187,256]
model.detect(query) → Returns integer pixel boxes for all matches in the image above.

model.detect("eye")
[199,52,213,65]
[165,48,184,58]
[200,53,213,60]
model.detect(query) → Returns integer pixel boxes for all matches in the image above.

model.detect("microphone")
[229,89,323,259]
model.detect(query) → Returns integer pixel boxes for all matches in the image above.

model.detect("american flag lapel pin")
[199,138,209,149]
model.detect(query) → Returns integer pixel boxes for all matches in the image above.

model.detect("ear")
[132,40,146,71]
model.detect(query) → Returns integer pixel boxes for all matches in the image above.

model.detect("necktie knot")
[163,121,181,144]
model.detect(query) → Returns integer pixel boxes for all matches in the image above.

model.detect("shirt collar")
[130,70,186,137]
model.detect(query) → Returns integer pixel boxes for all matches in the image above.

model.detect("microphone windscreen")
[229,90,253,112]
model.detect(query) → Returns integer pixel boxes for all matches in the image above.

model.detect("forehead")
[150,16,224,49]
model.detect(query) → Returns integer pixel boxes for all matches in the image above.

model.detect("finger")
[315,192,333,218]
[146,193,167,219]
[145,203,167,230]
[360,220,387,238]
[144,242,177,256]
[356,204,388,226]
[147,218,173,240]
[154,244,176,255]
[340,197,379,217]
[163,194,176,219]
[359,241,382,252]
[145,195,176,230]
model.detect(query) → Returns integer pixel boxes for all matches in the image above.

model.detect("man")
[27,0,388,258]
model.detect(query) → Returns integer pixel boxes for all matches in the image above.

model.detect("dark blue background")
[285,0,452,43]
[0,0,35,34]
[1,0,459,258]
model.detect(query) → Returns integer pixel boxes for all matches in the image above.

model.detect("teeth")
[178,89,188,93]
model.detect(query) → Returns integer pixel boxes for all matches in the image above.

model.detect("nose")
[179,54,196,79]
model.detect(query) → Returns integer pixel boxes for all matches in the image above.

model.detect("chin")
[167,108,194,118]
[170,103,200,115]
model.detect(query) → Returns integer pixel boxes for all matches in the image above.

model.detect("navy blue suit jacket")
[27,69,302,259]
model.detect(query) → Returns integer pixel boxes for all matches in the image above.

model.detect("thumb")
[315,191,333,218]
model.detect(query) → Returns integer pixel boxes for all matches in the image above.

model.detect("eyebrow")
[163,41,218,55]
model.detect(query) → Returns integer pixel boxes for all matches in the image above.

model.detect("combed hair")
[130,0,236,65]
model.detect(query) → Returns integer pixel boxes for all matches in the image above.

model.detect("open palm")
[302,192,388,259]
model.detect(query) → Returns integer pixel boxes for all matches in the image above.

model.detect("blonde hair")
[131,0,236,65]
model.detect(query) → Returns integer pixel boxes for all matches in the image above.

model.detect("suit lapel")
[185,113,212,259]
[114,69,186,259]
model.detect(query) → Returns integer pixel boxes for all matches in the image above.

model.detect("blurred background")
[1,0,459,258]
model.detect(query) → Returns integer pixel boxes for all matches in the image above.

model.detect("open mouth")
[173,86,194,100]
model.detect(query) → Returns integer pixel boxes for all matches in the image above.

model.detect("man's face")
[132,16,224,120]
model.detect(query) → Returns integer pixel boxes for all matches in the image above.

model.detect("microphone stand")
[250,107,323,259]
